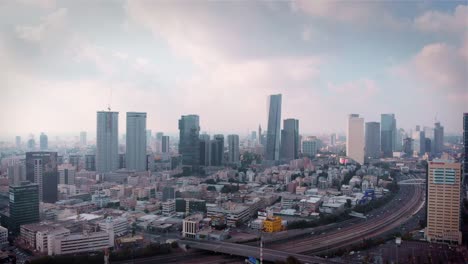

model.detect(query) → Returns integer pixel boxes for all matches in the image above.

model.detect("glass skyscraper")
[96,111,119,173]
[227,134,240,164]
[126,112,147,171]
[25,151,58,203]
[381,114,396,157]
[365,122,381,160]
[8,181,40,236]
[280,118,299,161]
[178,115,200,173]
[265,94,282,161]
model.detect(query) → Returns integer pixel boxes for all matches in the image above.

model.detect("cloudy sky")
[1,0,467,139]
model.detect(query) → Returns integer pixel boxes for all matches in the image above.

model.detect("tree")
[207,186,216,191]
[345,199,352,208]
[286,256,302,264]
[205,179,216,184]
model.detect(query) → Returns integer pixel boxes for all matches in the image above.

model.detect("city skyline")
[1,1,467,138]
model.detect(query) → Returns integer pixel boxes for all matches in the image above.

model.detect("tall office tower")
[412,129,426,156]
[416,125,421,132]
[365,122,381,160]
[464,113,468,183]
[330,133,336,146]
[210,135,224,166]
[156,132,164,141]
[58,164,76,185]
[8,182,40,236]
[380,114,396,157]
[26,152,58,203]
[395,128,405,152]
[79,131,87,146]
[146,129,152,148]
[85,154,96,171]
[162,136,170,153]
[258,125,263,145]
[178,115,200,173]
[7,163,26,186]
[302,138,317,157]
[40,133,48,150]
[346,114,365,164]
[27,138,35,150]
[403,137,413,156]
[265,94,282,161]
[425,138,432,154]
[227,134,240,164]
[280,119,299,161]
[251,131,257,142]
[126,112,147,171]
[15,136,21,149]
[426,160,462,244]
[96,111,119,173]
[199,138,211,166]
[433,122,444,156]
[119,154,126,169]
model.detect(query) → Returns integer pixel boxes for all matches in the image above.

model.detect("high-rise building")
[40,133,48,150]
[412,129,426,156]
[280,119,299,161]
[380,114,396,157]
[347,114,365,164]
[365,122,381,160]
[425,138,432,155]
[27,138,35,150]
[162,136,170,153]
[58,164,76,185]
[210,135,224,166]
[330,133,336,146]
[265,94,282,161]
[146,129,152,148]
[464,113,468,183]
[26,152,58,203]
[227,134,240,164]
[426,160,462,244]
[126,112,147,171]
[395,128,405,152]
[302,138,317,157]
[7,163,26,186]
[15,136,21,149]
[251,131,257,142]
[8,181,40,236]
[119,154,126,169]
[178,115,200,173]
[403,137,413,156]
[96,111,119,173]
[433,122,444,156]
[199,137,211,166]
[156,132,164,141]
[85,154,96,171]
[79,131,87,146]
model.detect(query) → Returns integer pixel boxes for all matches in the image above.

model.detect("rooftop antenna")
[107,86,113,111]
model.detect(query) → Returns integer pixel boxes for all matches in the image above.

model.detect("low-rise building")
[48,229,114,255]
[0,226,7,245]
[263,216,282,233]
[182,214,204,239]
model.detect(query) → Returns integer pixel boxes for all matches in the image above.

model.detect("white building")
[126,112,147,171]
[162,200,176,216]
[99,217,128,237]
[48,229,114,256]
[346,114,365,164]
[58,164,76,185]
[36,227,70,253]
[182,214,203,238]
[0,226,8,245]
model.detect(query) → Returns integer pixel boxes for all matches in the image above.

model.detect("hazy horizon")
[2,1,467,138]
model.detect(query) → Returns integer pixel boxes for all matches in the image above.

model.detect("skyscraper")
[26,152,58,203]
[227,134,240,164]
[280,119,299,161]
[96,111,119,173]
[365,122,381,160]
[27,138,35,150]
[347,114,365,164]
[302,138,317,157]
[426,160,462,244]
[80,131,87,146]
[162,136,170,153]
[126,112,147,171]
[412,129,426,156]
[265,94,282,161]
[8,181,39,236]
[381,114,396,157]
[15,136,21,149]
[178,115,200,173]
[146,129,152,148]
[330,133,336,146]
[210,134,224,166]
[464,113,468,183]
[199,136,211,166]
[433,122,444,156]
[40,132,48,150]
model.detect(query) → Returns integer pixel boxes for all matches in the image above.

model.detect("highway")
[271,174,425,255]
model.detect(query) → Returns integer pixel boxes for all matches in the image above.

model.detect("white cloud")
[15,8,67,42]
[414,5,467,34]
